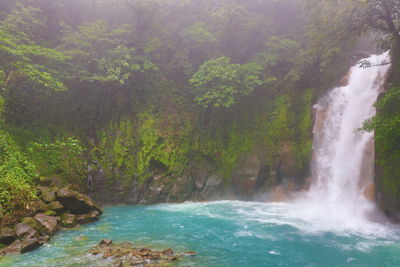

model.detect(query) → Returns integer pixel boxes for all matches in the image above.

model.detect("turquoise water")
[1,201,400,267]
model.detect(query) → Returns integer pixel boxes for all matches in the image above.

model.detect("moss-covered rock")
[38,186,56,203]
[21,217,41,231]
[47,201,64,213]
[43,210,57,216]
[31,199,48,213]
[60,213,76,228]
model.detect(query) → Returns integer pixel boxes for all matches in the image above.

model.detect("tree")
[59,20,156,85]
[0,4,67,92]
[306,0,400,50]
[190,57,263,108]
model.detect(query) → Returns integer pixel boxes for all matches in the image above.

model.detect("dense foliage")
[0,129,37,220]
[0,0,399,213]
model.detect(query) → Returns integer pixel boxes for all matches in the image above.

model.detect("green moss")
[193,125,253,179]
[92,110,194,183]
[294,89,314,169]
[263,94,294,161]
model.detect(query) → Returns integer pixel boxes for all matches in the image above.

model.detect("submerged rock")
[89,239,189,266]
[99,239,112,246]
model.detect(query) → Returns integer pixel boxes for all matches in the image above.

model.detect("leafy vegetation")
[190,57,264,108]
[0,0,399,213]
[0,129,37,217]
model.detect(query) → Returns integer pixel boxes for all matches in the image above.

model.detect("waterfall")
[293,52,392,230]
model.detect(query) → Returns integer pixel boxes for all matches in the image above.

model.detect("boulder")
[38,186,56,203]
[60,213,76,228]
[76,210,100,224]
[0,240,22,255]
[20,237,42,253]
[31,199,48,213]
[47,201,64,213]
[1,237,42,255]
[0,227,15,245]
[21,217,41,230]
[15,223,36,238]
[34,214,59,235]
[56,186,103,215]
[44,210,57,216]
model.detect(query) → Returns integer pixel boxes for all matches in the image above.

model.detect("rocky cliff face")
[87,149,308,205]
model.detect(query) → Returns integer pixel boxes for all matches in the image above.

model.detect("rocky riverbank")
[89,239,196,266]
[0,185,102,256]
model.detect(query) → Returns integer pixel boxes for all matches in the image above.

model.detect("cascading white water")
[295,52,392,229]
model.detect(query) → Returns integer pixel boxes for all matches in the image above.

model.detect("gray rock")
[0,227,15,245]
[38,186,56,203]
[34,214,59,234]
[15,223,35,237]
[20,237,42,253]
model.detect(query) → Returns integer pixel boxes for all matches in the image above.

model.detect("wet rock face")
[88,149,307,205]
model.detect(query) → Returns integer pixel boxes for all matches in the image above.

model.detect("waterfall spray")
[293,52,391,230]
